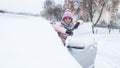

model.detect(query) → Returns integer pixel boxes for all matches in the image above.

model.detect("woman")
[52,9,76,45]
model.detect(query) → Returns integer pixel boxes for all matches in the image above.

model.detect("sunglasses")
[64,17,72,20]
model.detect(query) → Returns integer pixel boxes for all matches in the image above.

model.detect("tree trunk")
[92,3,105,33]
[89,0,93,22]
[94,3,105,26]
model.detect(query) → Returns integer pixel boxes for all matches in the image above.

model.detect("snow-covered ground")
[94,34,120,68]
[94,27,120,34]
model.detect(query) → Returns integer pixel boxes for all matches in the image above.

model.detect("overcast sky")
[0,0,64,13]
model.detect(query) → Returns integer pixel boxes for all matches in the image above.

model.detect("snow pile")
[73,23,93,36]
[0,13,82,68]
[67,22,95,48]
[66,35,96,48]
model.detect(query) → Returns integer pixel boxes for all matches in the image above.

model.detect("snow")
[66,34,97,68]
[0,13,120,68]
[93,34,120,68]
[94,27,120,34]
[73,23,93,36]
[0,13,82,68]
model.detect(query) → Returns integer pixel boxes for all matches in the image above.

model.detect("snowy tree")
[42,0,55,20]
[106,0,120,33]
[41,0,63,21]
[0,10,5,13]
[63,0,106,33]
[53,4,63,21]
[63,0,120,33]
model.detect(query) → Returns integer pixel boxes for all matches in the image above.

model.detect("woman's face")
[63,17,72,24]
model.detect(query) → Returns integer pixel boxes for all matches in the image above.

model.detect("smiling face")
[63,17,72,24]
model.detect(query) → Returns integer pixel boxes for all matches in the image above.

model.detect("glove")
[66,30,73,35]
[73,22,80,29]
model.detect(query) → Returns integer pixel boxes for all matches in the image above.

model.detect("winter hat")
[62,9,73,20]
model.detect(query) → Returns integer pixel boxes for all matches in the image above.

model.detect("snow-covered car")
[65,23,97,68]
[66,36,97,68]
[0,13,82,68]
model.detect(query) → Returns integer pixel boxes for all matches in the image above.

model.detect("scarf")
[61,21,74,30]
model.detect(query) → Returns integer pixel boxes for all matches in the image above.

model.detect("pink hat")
[62,9,73,20]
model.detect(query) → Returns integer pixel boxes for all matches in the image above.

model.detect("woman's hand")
[77,20,84,25]
[66,30,73,35]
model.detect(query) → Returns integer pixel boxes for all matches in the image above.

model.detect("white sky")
[0,0,64,14]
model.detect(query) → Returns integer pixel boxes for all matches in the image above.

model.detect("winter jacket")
[52,21,74,45]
